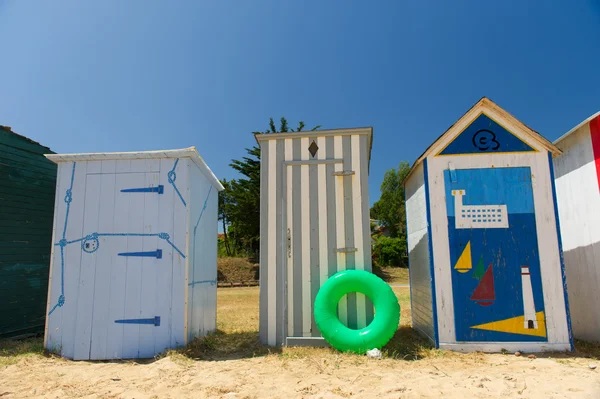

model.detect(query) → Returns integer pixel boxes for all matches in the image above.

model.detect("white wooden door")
[74,172,167,360]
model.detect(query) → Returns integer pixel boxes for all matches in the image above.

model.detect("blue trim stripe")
[423,158,440,348]
[49,162,77,316]
[168,159,187,206]
[115,316,161,326]
[547,151,574,351]
[192,185,214,263]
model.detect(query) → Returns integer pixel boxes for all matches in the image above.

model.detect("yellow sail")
[470,311,547,337]
[454,241,472,273]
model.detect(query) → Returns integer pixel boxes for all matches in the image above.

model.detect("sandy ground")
[1,352,598,399]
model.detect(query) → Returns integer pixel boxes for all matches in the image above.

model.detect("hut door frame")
[281,159,344,342]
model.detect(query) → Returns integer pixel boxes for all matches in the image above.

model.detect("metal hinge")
[118,249,163,259]
[121,185,164,194]
[287,228,291,258]
[449,163,457,183]
[336,247,358,253]
[332,170,355,176]
[114,316,161,326]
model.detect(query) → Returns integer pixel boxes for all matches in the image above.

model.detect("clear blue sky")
[1,1,599,205]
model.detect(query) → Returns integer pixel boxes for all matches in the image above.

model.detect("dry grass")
[373,266,409,284]
[217,257,259,282]
[176,285,437,362]
[0,337,45,366]
[3,284,600,366]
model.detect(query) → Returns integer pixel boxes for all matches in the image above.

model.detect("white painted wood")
[553,120,600,342]
[170,159,188,349]
[405,162,435,343]
[120,172,146,359]
[138,172,160,358]
[300,137,311,336]
[351,135,367,328]
[439,342,571,353]
[285,139,294,336]
[267,140,277,345]
[73,173,102,360]
[106,173,131,359]
[43,162,63,350]
[45,147,224,192]
[58,161,88,359]
[317,137,328,292]
[44,149,222,360]
[89,172,117,360]
[333,135,347,326]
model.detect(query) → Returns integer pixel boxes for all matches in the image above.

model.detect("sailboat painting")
[470,264,495,306]
[444,166,548,342]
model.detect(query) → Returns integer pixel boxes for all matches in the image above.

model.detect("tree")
[370,161,411,239]
[218,179,234,256]
[219,117,320,258]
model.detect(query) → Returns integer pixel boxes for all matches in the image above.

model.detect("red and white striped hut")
[553,111,600,342]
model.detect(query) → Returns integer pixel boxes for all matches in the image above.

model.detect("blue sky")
[1,1,599,205]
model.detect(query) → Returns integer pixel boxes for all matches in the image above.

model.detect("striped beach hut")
[255,127,374,347]
[553,111,600,342]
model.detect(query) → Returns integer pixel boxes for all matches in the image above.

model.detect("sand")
[1,351,598,399]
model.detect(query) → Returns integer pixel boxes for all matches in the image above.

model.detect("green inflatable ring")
[314,269,400,354]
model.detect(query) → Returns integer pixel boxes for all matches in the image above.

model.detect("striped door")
[282,136,372,341]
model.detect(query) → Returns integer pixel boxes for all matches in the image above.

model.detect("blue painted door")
[444,167,548,342]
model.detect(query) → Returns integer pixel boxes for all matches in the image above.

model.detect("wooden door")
[444,166,548,342]
[74,172,166,359]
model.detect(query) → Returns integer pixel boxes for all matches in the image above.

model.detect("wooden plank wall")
[553,118,600,342]
[405,162,436,344]
[0,128,56,338]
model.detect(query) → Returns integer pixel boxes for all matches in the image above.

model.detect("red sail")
[470,264,495,306]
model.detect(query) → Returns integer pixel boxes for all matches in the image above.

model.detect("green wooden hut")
[0,125,56,338]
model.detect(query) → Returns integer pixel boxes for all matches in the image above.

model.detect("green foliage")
[370,161,411,239]
[372,236,408,267]
[219,117,320,259]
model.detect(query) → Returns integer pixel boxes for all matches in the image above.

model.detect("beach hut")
[43,147,224,360]
[404,97,573,352]
[255,127,374,347]
[552,111,600,342]
[0,126,56,338]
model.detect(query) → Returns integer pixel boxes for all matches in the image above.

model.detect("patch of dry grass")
[373,266,409,284]
[180,284,439,362]
[0,337,46,366]
[217,257,258,282]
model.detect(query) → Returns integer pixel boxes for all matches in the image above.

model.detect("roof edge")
[404,97,561,185]
[45,147,224,191]
[553,110,600,145]
[253,126,374,166]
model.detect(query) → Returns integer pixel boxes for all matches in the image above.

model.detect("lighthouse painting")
[444,166,548,342]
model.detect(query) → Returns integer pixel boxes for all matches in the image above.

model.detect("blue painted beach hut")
[404,97,573,353]
[43,147,224,360]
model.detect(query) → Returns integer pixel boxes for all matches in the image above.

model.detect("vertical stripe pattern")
[267,141,277,345]
[259,132,373,346]
[285,139,294,337]
[333,136,348,326]
[589,116,600,192]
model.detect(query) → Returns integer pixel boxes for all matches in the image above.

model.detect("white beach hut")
[553,111,600,342]
[43,147,224,360]
[404,98,573,353]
